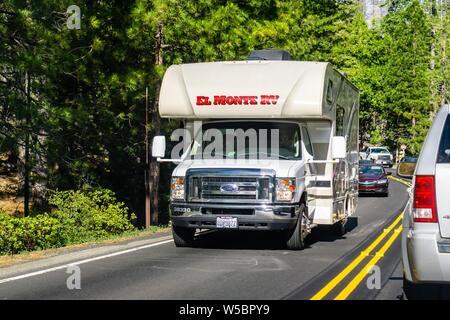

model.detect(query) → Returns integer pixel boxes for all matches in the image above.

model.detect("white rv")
[152,50,359,250]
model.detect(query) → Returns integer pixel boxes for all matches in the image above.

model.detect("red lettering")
[270,95,280,105]
[260,95,270,105]
[214,96,226,105]
[196,96,211,105]
[225,96,234,105]
[205,94,279,106]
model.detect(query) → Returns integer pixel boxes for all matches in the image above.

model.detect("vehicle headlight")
[377,179,387,184]
[276,178,296,201]
[171,177,185,200]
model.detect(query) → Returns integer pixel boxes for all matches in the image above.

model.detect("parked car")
[358,164,390,197]
[396,156,418,178]
[361,147,394,167]
[402,104,450,299]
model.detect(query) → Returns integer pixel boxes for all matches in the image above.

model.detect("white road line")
[0,239,174,285]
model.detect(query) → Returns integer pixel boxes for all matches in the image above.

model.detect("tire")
[285,203,309,250]
[172,225,195,247]
[333,199,348,236]
[333,219,347,236]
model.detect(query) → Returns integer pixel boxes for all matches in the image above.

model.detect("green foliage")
[380,0,434,154]
[1,0,448,226]
[47,188,137,244]
[0,188,136,255]
[0,213,64,255]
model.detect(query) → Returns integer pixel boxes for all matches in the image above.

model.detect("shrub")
[0,188,137,255]
[0,213,65,255]
[47,188,137,244]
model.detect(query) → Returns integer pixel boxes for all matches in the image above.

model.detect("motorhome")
[152,50,360,250]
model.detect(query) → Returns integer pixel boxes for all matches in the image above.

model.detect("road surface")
[0,174,409,300]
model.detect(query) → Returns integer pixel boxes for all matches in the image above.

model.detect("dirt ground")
[0,174,26,217]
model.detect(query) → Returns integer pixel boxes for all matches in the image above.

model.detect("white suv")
[402,104,450,299]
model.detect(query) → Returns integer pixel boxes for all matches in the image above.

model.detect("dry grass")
[0,227,171,268]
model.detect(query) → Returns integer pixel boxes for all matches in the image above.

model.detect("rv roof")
[158,60,354,119]
[244,49,292,61]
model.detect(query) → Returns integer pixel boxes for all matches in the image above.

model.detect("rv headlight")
[276,178,296,202]
[171,177,185,200]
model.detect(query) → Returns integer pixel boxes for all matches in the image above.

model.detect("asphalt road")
[0,175,409,300]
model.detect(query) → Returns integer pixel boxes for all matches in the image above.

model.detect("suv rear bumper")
[170,202,299,231]
[403,223,450,283]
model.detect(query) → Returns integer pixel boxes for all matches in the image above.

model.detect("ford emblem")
[221,184,238,192]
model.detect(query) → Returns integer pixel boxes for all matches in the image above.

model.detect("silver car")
[402,104,450,299]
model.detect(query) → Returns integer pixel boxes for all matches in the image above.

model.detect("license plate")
[216,217,238,229]
[383,161,387,164]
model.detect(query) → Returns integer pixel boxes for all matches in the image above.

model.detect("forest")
[0,0,448,228]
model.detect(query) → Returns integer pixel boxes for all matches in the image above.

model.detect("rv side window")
[301,127,314,156]
[336,105,345,136]
[327,80,334,103]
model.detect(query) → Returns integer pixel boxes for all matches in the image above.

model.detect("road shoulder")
[0,230,172,280]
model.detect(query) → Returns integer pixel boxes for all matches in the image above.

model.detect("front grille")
[378,155,391,160]
[359,180,378,185]
[187,175,272,202]
[202,177,257,183]
[202,194,256,199]
[201,208,254,215]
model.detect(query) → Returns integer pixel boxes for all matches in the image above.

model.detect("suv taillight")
[413,175,437,222]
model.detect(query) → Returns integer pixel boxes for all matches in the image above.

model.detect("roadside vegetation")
[0,188,168,255]
[0,0,448,248]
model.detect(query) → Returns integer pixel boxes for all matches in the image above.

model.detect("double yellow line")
[310,176,412,300]
[388,175,412,187]
[310,213,403,300]
[310,175,409,300]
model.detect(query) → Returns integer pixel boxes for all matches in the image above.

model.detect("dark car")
[358,164,390,197]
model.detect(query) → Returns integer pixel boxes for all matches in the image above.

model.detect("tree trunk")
[24,73,31,217]
[149,22,164,226]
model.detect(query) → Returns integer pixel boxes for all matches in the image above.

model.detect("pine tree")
[382,0,433,155]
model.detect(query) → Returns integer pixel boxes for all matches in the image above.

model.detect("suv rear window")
[437,115,450,163]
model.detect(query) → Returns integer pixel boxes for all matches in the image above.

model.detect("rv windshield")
[189,121,301,160]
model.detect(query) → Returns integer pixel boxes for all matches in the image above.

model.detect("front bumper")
[374,159,393,167]
[358,183,388,193]
[170,202,299,231]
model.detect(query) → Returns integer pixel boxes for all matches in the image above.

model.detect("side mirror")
[152,135,166,158]
[332,136,346,159]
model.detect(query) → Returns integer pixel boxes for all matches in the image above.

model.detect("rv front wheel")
[285,203,309,250]
[172,226,195,247]
[333,219,347,236]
